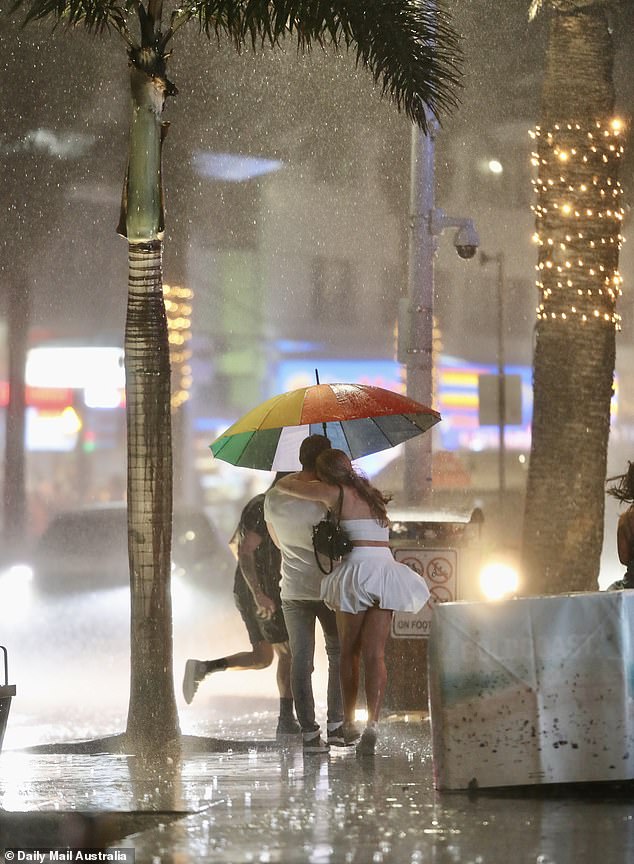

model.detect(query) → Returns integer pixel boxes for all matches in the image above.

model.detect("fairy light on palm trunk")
[530,118,625,327]
[163,283,193,410]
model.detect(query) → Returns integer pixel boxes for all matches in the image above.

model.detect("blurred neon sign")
[275,356,534,452]
[26,346,125,390]
[0,382,74,410]
[275,359,406,396]
[437,357,533,451]
[26,406,82,452]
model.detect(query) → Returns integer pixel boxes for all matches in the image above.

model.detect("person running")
[183,475,300,739]
[265,434,350,754]
[276,449,430,755]
[607,462,634,590]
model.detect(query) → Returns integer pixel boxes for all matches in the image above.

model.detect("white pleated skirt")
[320,546,430,614]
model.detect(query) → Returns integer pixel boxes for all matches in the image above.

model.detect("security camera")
[430,209,480,261]
[453,221,480,260]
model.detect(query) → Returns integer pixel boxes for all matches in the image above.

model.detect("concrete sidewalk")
[1,715,634,863]
[2,713,429,858]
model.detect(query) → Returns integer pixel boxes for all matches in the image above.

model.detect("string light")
[163,283,193,410]
[529,118,625,327]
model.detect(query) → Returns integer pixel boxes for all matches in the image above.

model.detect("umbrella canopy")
[210,383,441,470]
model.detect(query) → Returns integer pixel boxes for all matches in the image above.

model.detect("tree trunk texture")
[523,323,614,594]
[522,6,623,594]
[124,239,179,749]
[122,61,179,750]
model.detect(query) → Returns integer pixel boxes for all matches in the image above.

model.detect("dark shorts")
[233,576,289,645]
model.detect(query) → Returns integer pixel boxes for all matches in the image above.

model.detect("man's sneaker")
[328,722,362,747]
[276,717,302,739]
[182,659,206,705]
[356,726,377,756]
[303,730,330,753]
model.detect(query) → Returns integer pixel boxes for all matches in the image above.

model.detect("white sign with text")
[391,548,458,639]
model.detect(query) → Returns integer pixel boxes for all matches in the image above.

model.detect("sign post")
[383,516,482,713]
[392,548,458,639]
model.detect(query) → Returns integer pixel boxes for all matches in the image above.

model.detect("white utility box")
[428,591,634,789]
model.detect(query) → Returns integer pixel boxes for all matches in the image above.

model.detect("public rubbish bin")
[0,646,16,751]
[383,512,483,712]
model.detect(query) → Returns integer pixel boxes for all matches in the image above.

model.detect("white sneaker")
[182,659,206,705]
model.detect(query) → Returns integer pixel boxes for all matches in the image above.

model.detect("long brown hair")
[608,462,634,504]
[316,449,391,526]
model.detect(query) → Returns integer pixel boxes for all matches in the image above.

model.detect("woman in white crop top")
[276,448,429,755]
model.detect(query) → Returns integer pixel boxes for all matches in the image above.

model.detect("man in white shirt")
[265,434,353,753]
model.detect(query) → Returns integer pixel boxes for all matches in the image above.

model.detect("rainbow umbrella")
[210,383,441,470]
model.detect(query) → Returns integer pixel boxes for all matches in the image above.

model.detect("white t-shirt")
[264,485,327,601]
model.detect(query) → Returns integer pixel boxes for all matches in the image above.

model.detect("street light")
[400,123,479,505]
[479,250,506,504]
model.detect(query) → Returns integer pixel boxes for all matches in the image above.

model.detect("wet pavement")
[1,706,634,863]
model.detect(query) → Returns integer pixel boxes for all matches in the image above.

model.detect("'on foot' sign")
[391,548,458,639]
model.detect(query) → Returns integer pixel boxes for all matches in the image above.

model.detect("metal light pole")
[401,124,437,506]
[479,251,506,504]
[400,124,480,506]
[388,121,479,716]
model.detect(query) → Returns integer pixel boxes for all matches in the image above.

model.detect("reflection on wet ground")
[2,583,633,862]
[1,711,634,863]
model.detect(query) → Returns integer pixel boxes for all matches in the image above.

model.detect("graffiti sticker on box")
[391,548,458,639]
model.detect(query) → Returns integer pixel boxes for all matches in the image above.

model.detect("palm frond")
[10,0,131,34]
[9,0,462,127]
[191,0,462,129]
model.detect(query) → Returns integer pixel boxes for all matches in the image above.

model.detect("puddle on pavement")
[0,811,183,849]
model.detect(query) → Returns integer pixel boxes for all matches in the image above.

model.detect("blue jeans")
[282,599,343,733]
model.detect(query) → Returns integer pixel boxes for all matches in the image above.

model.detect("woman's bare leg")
[360,608,393,723]
[336,610,366,724]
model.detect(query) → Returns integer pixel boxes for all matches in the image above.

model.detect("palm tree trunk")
[122,63,179,750]
[521,4,624,594]
[125,239,179,749]
[523,323,614,594]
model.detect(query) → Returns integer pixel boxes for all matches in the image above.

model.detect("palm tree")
[9,0,461,752]
[521,0,625,595]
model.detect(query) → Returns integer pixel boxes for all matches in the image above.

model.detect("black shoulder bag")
[312,485,353,575]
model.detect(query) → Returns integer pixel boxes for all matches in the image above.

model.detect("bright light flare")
[60,406,82,434]
[26,346,125,389]
[479,559,520,601]
[0,564,34,616]
[170,562,187,600]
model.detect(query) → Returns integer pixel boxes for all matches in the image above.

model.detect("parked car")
[0,504,242,715]
[7,503,235,594]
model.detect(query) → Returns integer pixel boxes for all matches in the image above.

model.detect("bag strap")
[334,485,344,524]
[316,547,334,576]
[315,486,345,576]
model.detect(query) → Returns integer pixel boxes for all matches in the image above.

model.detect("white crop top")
[341,519,390,542]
